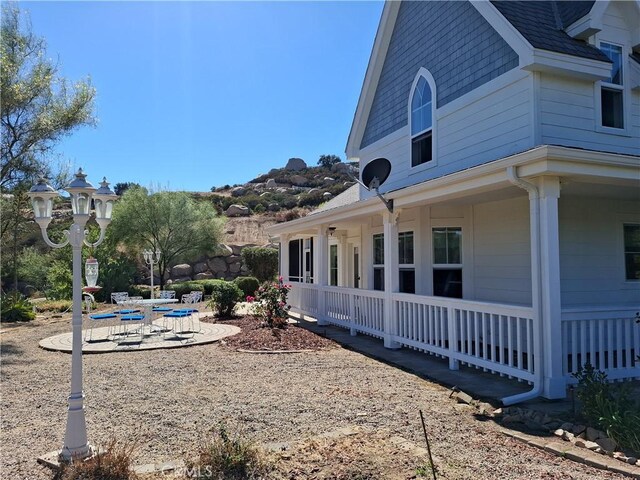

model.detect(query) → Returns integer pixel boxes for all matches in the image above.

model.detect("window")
[373,233,384,291]
[624,224,640,281]
[304,238,314,283]
[398,231,415,294]
[433,227,462,298]
[411,76,433,167]
[599,42,624,129]
[288,239,301,282]
[329,244,338,286]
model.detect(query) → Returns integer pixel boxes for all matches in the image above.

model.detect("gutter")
[502,166,544,405]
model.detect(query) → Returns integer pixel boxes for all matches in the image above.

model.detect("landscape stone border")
[450,390,640,478]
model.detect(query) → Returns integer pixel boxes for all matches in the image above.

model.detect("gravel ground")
[1,313,627,480]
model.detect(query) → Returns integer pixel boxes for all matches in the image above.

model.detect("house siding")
[359,72,533,198]
[472,196,532,305]
[360,0,519,149]
[559,196,640,307]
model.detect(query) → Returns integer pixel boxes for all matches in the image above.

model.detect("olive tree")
[1,4,96,190]
[108,187,225,288]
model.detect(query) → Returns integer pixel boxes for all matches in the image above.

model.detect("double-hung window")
[624,224,640,281]
[411,76,433,167]
[373,233,385,291]
[433,227,462,298]
[329,244,338,286]
[398,231,415,293]
[599,42,624,129]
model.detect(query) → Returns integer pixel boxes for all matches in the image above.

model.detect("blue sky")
[22,1,383,192]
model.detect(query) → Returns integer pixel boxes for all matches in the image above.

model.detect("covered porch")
[269,146,640,403]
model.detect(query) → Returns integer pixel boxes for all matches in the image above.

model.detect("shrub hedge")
[233,276,260,298]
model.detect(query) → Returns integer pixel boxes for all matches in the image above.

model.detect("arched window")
[410,74,434,167]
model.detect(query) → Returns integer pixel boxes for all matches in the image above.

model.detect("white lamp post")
[143,249,161,299]
[29,169,117,460]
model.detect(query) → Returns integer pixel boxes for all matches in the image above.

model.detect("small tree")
[241,246,278,283]
[317,154,342,169]
[108,187,225,289]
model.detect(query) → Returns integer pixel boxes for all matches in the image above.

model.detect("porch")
[269,146,640,402]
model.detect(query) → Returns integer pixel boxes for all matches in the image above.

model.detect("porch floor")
[291,313,575,416]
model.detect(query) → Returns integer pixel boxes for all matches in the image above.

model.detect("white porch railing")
[393,293,535,382]
[290,284,535,383]
[562,308,639,381]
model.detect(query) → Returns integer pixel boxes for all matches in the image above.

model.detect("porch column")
[383,211,401,349]
[279,234,290,283]
[538,176,565,398]
[315,225,329,326]
[339,232,348,287]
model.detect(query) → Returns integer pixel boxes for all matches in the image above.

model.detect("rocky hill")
[202,157,358,244]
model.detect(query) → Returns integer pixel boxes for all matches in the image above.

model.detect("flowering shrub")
[248,278,291,328]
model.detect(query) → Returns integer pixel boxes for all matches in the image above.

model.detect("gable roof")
[491,1,609,62]
[346,0,612,159]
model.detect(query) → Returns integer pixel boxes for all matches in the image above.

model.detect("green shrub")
[93,252,136,302]
[253,203,266,214]
[55,438,138,480]
[128,285,152,300]
[241,246,278,283]
[208,281,243,317]
[168,281,206,299]
[573,363,640,453]
[233,276,260,298]
[46,260,73,300]
[34,299,72,313]
[1,291,35,322]
[16,247,52,293]
[187,424,270,480]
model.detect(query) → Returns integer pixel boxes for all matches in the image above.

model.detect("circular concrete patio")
[39,314,240,353]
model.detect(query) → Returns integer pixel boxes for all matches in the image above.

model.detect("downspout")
[502,166,544,405]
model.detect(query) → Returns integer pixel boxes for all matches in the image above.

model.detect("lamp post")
[29,169,117,460]
[143,249,161,299]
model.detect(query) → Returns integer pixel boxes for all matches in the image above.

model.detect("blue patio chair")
[115,314,145,343]
[112,308,140,315]
[173,307,201,333]
[163,311,194,338]
[85,313,118,342]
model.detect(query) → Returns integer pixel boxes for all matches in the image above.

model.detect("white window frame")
[432,226,463,298]
[595,39,632,136]
[329,243,339,287]
[372,232,385,291]
[622,223,640,283]
[408,68,438,172]
[398,230,415,294]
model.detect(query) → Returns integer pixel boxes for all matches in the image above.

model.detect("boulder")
[265,179,277,188]
[229,262,242,273]
[230,244,247,255]
[208,257,228,274]
[193,262,209,274]
[323,192,333,199]
[230,186,246,197]
[225,204,250,217]
[194,272,214,280]
[171,264,192,278]
[323,176,335,183]
[308,188,321,196]
[331,162,350,173]
[289,175,308,187]
[285,157,307,171]
[216,244,233,257]
[268,203,280,211]
[276,187,288,193]
[260,192,270,197]
[225,254,242,264]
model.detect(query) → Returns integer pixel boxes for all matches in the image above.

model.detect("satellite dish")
[361,157,391,191]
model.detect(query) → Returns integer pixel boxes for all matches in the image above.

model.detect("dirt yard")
[0,313,627,479]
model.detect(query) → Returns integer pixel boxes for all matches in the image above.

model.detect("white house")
[268,0,640,403]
